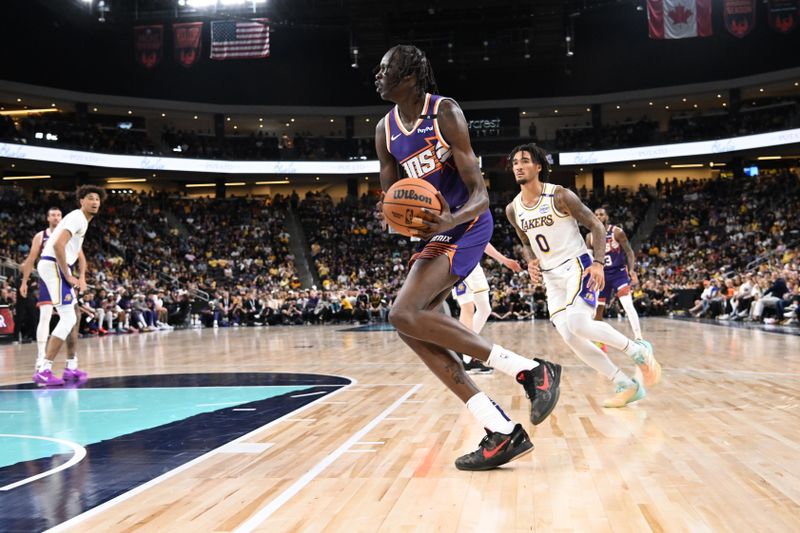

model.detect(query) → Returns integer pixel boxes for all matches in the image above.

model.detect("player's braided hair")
[389,44,439,96]
[508,143,551,181]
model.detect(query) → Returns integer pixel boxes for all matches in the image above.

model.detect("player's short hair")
[47,206,62,214]
[77,185,107,201]
[386,44,438,96]
[508,143,551,181]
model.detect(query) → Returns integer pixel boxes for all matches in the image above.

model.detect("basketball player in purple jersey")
[374,44,561,471]
[586,208,643,341]
[19,207,62,371]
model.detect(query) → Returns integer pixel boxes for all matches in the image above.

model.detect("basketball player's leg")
[63,307,88,381]
[615,285,642,340]
[34,261,75,385]
[396,286,531,470]
[458,300,475,331]
[35,304,53,369]
[472,290,491,333]
[392,254,560,425]
[389,256,495,358]
[564,299,660,388]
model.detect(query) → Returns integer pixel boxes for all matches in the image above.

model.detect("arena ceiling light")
[255,180,289,185]
[107,178,146,183]
[757,156,782,160]
[185,183,216,188]
[224,181,246,186]
[2,175,51,181]
[0,108,60,116]
[670,164,704,168]
[0,141,380,174]
[559,127,800,166]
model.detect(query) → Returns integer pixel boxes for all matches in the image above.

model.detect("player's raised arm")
[375,117,399,192]
[437,99,489,225]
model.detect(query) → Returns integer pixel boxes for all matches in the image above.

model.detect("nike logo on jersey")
[391,133,402,141]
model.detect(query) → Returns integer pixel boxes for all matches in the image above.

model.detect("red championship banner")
[174,22,203,68]
[768,0,799,33]
[724,0,756,38]
[0,306,14,336]
[134,25,164,69]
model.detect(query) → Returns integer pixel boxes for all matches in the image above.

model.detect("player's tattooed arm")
[555,187,605,263]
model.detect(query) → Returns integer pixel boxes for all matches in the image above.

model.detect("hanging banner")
[768,0,799,33]
[647,0,713,39]
[723,0,756,38]
[173,22,203,68]
[134,25,164,69]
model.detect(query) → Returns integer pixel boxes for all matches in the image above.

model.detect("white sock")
[487,345,539,377]
[38,359,53,372]
[618,294,642,340]
[466,392,515,434]
[66,356,78,370]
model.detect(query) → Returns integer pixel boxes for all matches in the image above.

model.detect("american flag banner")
[210,18,269,60]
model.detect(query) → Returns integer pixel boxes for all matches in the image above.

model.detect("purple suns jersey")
[383,93,469,211]
[604,225,627,270]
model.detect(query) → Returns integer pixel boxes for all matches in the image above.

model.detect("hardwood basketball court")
[2,318,799,532]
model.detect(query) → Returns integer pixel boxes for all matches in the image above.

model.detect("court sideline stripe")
[233,383,422,533]
[44,375,358,533]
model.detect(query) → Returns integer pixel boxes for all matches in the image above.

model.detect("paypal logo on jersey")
[417,125,434,134]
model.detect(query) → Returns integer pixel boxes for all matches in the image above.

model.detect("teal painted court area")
[0,385,309,468]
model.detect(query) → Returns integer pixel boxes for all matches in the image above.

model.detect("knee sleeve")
[37,305,53,343]
[553,312,619,379]
[52,305,77,340]
[472,292,491,334]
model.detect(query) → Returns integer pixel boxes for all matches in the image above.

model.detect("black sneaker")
[463,358,494,375]
[455,423,533,471]
[516,358,562,425]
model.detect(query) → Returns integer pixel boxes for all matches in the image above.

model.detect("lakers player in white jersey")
[33,186,104,386]
[505,144,661,407]
[19,207,62,371]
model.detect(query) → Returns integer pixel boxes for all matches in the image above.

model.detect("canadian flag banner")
[648,0,713,39]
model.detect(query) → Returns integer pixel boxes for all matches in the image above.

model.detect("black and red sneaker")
[516,358,562,425]
[455,424,533,471]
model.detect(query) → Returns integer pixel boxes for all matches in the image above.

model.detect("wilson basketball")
[382,178,442,237]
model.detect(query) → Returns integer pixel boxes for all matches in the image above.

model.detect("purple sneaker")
[33,369,65,386]
[62,367,89,381]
